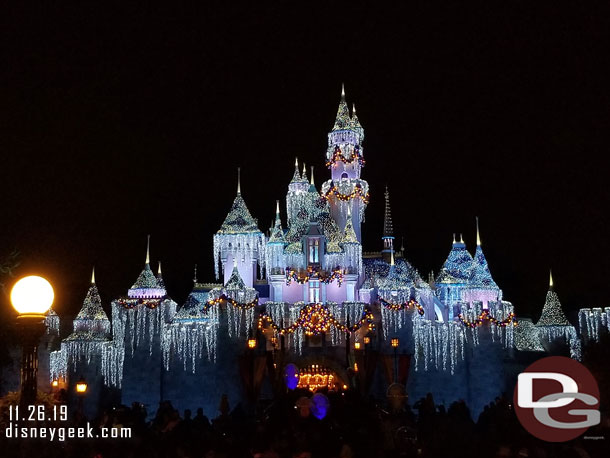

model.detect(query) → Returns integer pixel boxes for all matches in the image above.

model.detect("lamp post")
[75,376,87,417]
[10,276,54,408]
[391,337,399,383]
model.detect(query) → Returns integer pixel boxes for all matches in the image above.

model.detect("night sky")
[1,2,609,323]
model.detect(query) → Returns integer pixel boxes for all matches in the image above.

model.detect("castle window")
[308,238,320,264]
[309,280,320,303]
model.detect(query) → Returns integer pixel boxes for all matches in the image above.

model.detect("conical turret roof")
[208,261,258,304]
[469,221,497,287]
[332,84,352,131]
[218,193,260,234]
[268,201,286,243]
[351,103,362,130]
[342,206,359,244]
[75,277,109,322]
[436,236,474,283]
[70,269,111,339]
[290,158,302,183]
[156,262,166,289]
[225,264,247,290]
[218,168,261,234]
[536,272,571,326]
[128,237,167,298]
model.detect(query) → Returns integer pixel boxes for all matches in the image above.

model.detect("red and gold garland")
[285,265,344,286]
[205,294,258,311]
[322,185,370,204]
[259,303,374,336]
[325,146,365,168]
[458,309,516,328]
[379,297,425,316]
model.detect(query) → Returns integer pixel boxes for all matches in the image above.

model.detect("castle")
[38,87,608,419]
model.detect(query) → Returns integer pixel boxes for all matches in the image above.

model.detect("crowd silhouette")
[1,387,608,458]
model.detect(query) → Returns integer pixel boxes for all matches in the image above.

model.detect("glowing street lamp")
[247,338,256,349]
[354,342,361,350]
[11,276,54,407]
[363,336,371,345]
[391,337,399,382]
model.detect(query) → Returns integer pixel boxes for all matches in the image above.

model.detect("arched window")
[308,238,320,264]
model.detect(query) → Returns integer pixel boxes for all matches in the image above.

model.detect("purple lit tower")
[321,84,369,243]
[265,87,365,305]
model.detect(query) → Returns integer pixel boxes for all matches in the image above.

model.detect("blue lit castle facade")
[45,87,600,419]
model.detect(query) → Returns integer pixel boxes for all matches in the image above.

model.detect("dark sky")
[1,2,609,322]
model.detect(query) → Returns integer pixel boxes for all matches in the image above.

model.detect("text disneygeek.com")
[4,423,132,441]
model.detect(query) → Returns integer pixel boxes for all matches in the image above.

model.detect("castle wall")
[406,326,509,420]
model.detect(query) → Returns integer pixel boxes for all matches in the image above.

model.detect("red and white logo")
[514,356,600,442]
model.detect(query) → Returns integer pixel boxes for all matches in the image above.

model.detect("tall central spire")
[383,186,394,237]
[237,167,241,195]
[333,83,351,131]
[382,186,395,263]
[476,217,481,246]
[291,157,301,182]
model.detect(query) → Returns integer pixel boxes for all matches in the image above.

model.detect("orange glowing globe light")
[354,342,361,350]
[10,276,54,316]
[76,378,87,393]
[51,379,59,387]
[391,338,399,348]
[247,338,256,349]
[364,336,371,345]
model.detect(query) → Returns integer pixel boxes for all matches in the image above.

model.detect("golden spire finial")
[276,200,280,215]
[158,261,162,276]
[310,166,314,185]
[341,82,345,99]
[549,269,554,289]
[476,217,481,246]
[145,235,150,265]
[390,250,395,266]
[91,266,96,284]
[237,167,241,195]
[452,233,456,244]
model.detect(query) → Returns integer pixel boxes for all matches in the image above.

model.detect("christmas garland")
[458,309,516,328]
[259,303,374,336]
[322,184,370,204]
[325,146,365,168]
[117,298,162,309]
[379,297,425,316]
[285,265,344,286]
[205,294,258,311]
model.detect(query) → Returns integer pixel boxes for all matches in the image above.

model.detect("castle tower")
[321,85,369,242]
[128,236,166,299]
[213,168,265,286]
[465,218,501,308]
[382,186,394,263]
[435,234,475,319]
[266,200,287,277]
[286,158,310,225]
